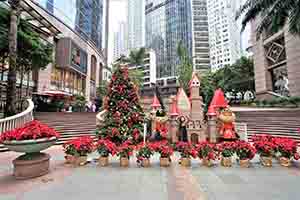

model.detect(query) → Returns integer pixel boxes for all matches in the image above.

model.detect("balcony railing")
[0,99,34,133]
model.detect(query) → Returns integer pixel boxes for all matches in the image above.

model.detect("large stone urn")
[3,137,57,179]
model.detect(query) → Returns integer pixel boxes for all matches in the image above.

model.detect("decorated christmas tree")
[97,65,145,145]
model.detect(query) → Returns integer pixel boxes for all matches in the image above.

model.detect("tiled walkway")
[1,146,300,200]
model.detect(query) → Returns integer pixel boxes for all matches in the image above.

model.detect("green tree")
[0,0,21,116]
[236,0,300,38]
[177,41,193,95]
[200,57,255,110]
[0,5,53,115]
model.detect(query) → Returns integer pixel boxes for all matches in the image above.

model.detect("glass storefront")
[51,67,86,95]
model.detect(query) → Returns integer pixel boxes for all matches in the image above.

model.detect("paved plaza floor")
[1,146,300,200]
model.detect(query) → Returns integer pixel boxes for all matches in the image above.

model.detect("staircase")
[0,112,97,152]
[35,112,97,145]
[235,108,300,142]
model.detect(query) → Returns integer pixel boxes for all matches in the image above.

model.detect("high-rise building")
[30,0,105,100]
[145,0,192,78]
[127,0,145,51]
[207,0,242,70]
[113,22,127,61]
[191,0,210,72]
[37,0,104,50]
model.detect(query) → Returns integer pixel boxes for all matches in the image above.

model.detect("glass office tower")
[145,0,192,78]
[35,0,104,50]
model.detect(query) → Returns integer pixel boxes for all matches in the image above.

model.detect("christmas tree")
[97,65,145,145]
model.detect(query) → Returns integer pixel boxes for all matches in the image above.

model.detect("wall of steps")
[235,109,300,142]
[0,112,97,152]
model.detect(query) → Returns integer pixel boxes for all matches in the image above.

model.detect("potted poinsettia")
[96,139,117,166]
[150,140,173,167]
[275,138,299,167]
[217,142,236,167]
[175,142,197,167]
[195,142,218,167]
[235,141,256,168]
[1,120,59,153]
[136,143,154,167]
[117,141,134,167]
[63,136,94,166]
[0,120,60,179]
[253,135,275,167]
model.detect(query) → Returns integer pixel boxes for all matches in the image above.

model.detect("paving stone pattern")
[1,147,300,200]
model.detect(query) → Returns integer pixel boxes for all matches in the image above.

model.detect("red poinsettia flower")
[63,136,94,156]
[0,120,60,142]
[132,128,140,141]
[117,141,134,158]
[176,142,197,159]
[149,140,173,158]
[96,139,117,156]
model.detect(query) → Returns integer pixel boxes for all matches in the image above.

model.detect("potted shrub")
[0,120,60,179]
[217,142,236,167]
[96,139,117,166]
[136,143,154,167]
[235,141,256,168]
[195,142,218,167]
[150,140,173,167]
[63,136,94,166]
[275,138,299,167]
[175,142,197,167]
[117,141,134,167]
[253,135,275,167]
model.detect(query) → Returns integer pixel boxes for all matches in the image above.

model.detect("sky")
[107,0,251,63]
[108,0,127,64]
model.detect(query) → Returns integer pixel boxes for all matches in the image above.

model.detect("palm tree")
[177,41,193,94]
[127,48,146,66]
[1,0,21,116]
[236,0,300,39]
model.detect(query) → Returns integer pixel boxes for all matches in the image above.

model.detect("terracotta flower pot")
[239,159,250,168]
[221,157,232,167]
[74,156,87,166]
[99,156,109,167]
[181,158,191,167]
[65,154,75,164]
[160,157,170,167]
[142,158,151,168]
[279,157,291,167]
[202,158,213,167]
[260,156,272,167]
[120,157,129,167]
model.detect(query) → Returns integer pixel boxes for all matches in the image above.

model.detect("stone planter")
[13,153,50,180]
[260,156,272,167]
[120,157,129,167]
[279,157,291,167]
[239,159,250,168]
[3,137,57,179]
[2,137,57,153]
[65,154,76,164]
[160,157,170,167]
[74,156,87,166]
[202,158,213,167]
[181,158,191,167]
[142,158,151,168]
[221,157,232,167]
[99,156,109,167]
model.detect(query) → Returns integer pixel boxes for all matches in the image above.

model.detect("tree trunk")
[26,71,30,97]
[19,67,24,101]
[5,2,20,117]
